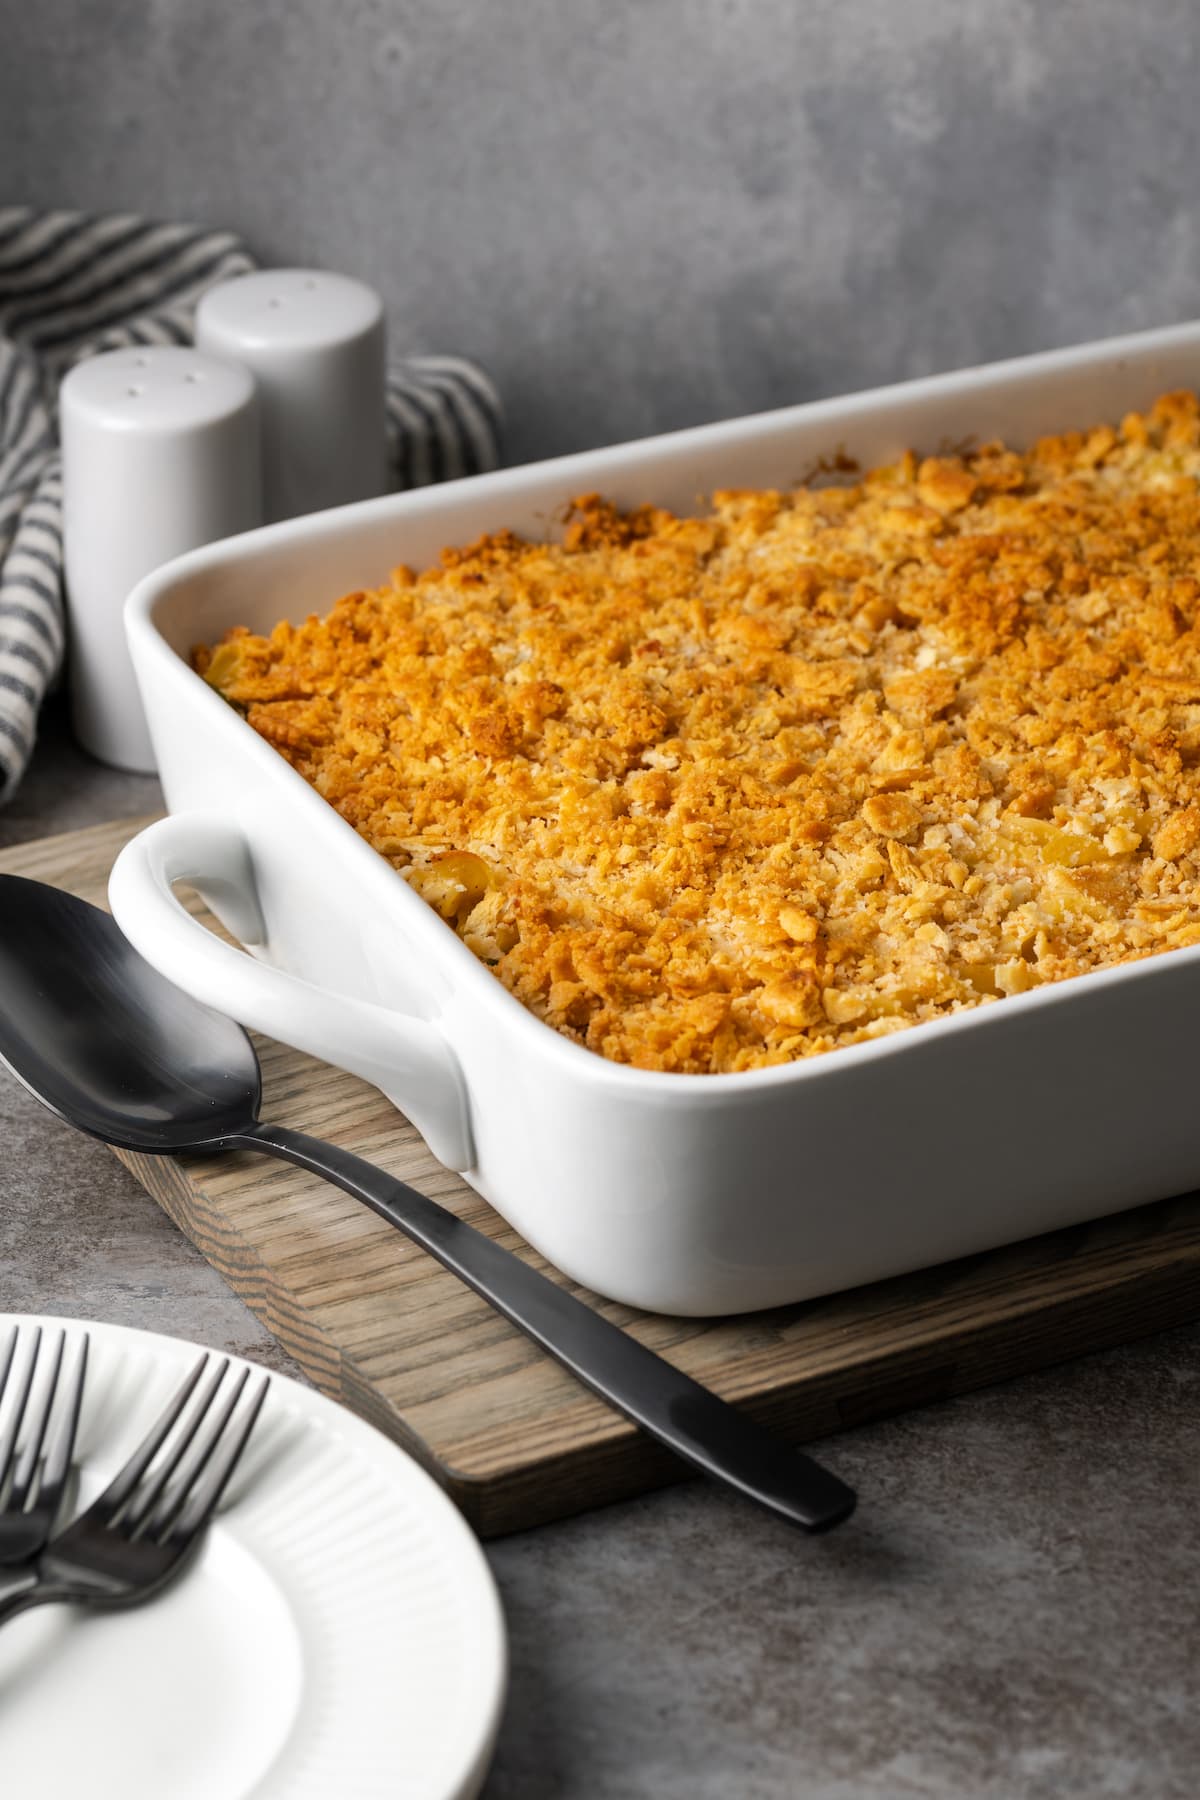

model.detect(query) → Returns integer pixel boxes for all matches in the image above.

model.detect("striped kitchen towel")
[0,206,502,801]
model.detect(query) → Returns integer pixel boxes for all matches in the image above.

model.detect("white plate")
[0,1315,506,1800]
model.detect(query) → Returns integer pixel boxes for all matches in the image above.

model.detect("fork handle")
[229,1121,856,1533]
[0,1576,67,1628]
[0,1580,129,1629]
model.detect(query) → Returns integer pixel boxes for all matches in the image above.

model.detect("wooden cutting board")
[5,814,1200,1536]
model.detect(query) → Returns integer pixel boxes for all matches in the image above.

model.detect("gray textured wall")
[4,0,1200,466]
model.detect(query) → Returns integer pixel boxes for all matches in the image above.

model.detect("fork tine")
[0,1325,17,1403]
[167,1373,270,1546]
[116,1358,230,1533]
[36,1334,89,1513]
[90,1353,212,1521]
[0,1325,41,1490]
[0,1324,19,1476]
[142,1365,251,1538]
[10,1328,64,1503]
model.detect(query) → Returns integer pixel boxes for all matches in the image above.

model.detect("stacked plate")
[0,1315,507,1800]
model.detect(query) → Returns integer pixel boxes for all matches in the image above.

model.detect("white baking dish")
[110,320,1200,1316]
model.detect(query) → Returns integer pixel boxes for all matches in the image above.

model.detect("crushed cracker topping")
[196,390,1200,1072]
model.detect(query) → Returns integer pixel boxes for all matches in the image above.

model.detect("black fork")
[0,1351,269,1627]
[0,1325,89,1568]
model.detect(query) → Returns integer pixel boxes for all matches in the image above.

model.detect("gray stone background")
[5,0,1200,467]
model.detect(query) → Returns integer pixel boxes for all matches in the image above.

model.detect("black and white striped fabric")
[0,206,502,801]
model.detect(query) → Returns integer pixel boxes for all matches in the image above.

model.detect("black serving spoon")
[0,874,855,1533]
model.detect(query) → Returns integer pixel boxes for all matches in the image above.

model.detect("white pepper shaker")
[195,268,388,523]
[60,346,261,773]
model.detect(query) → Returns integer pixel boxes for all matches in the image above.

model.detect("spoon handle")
[230,1120,855,1532]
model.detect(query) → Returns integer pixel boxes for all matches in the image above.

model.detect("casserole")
[193,400,1200,1072]
[111,321,1200,1316]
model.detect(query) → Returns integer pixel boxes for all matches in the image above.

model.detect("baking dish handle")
[107,813,474,1171]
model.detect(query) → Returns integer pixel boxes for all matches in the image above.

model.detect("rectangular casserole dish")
[111,320,1200,1316]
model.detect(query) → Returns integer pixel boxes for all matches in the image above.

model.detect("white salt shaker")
[195,268,388,523]
[60,346,261,773]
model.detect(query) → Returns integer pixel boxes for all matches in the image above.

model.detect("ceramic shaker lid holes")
[195,269,389,524]
[60,346,261,774]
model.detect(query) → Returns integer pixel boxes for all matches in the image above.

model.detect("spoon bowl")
[0,876,259,1151]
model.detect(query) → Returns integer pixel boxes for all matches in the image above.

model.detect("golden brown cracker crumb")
[199,391,1200,1072]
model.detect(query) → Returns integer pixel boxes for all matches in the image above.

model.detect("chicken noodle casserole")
[196,391,1200,1073]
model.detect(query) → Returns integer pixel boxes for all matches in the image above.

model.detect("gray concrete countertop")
[2,702,1197,1799]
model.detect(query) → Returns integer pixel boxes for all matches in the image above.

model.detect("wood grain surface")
[5,814,1200,1535]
